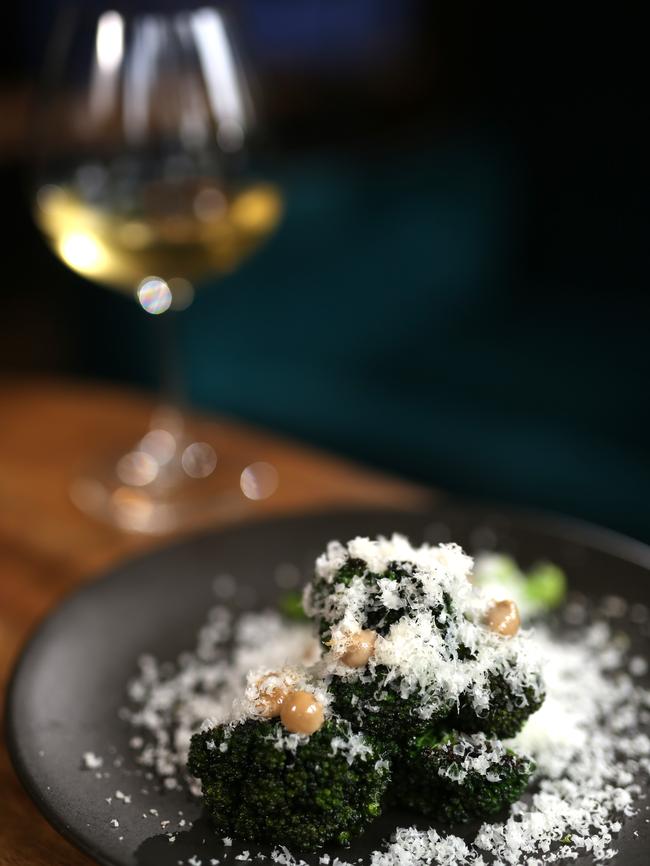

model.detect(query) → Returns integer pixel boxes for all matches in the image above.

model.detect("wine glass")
[31,2,283,533]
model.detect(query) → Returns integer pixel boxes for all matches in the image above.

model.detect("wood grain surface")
[0,378,432,866]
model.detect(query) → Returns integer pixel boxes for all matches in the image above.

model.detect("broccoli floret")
[308,558,453,643]
[312,554,543,742]
[307,557,366,625]
[453,671,545,739]
[188,718,391,851]
[331,669,542,745]
[329,669,451,745]
[393,732,535,822]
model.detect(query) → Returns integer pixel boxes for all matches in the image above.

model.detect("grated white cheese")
[316,536,473,585]
[315,536,542,717]
[121,609,318,789]
[314,542,350,583]
[265,727,310,754]
[271,845,309,866]
[434,734,513,784]
[330,620,649,866]
[328,723,375,765]
[113,545,649,866]
[82,751,103,769]
[114,789,131,804]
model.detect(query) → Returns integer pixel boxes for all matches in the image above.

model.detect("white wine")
[35,178,283,294]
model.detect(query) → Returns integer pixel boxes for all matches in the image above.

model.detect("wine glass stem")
[154,310,186,410]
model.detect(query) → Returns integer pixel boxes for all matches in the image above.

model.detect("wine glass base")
[69,440,248,535]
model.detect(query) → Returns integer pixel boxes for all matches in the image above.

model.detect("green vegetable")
[452,671,545,739]
[329,669,452,746]
[472,554,567,616]
[191,547,550,848]
[476,555,523,588]
[332,668,542,745]
[278,590,307,621]
[526,562,567,609]
[313,555,544,742]
[392,732,535,822]
[188,719,391,851]
[308,558,452,644]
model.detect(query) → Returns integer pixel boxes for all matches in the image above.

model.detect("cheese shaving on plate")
[108,541,650,865]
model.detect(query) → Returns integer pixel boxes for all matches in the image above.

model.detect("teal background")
[173,139,648,542]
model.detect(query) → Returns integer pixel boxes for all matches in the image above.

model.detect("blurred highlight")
[240,462,279,500]
[136,277,172,315]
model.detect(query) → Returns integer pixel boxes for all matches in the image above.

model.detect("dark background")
[1,2,648,541]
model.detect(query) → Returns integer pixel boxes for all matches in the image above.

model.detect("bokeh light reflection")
[181,442,217,478]
[229,185,283,233]
[140,428,176,465]
[136,276,172,314]
[240,461,279,500]
[96,10,124,74]
[116,450,158,486]
[193,187,226,221]
[59,232,106,274]
[168,277,195,310]
[110,486,154,531]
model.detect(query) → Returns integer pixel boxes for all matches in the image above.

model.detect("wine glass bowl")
[33,5,282,301]
[35,175,282,297]
[31,3,283,531]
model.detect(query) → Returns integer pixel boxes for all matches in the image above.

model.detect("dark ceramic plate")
[6,506,650,866]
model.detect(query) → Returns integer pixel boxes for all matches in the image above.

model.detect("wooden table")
[0,378,432,866]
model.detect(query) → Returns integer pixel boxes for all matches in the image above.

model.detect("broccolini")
[190,534,547,849]
[453,671,545,739]
[189,718,391,851]
[393,731,535,822]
